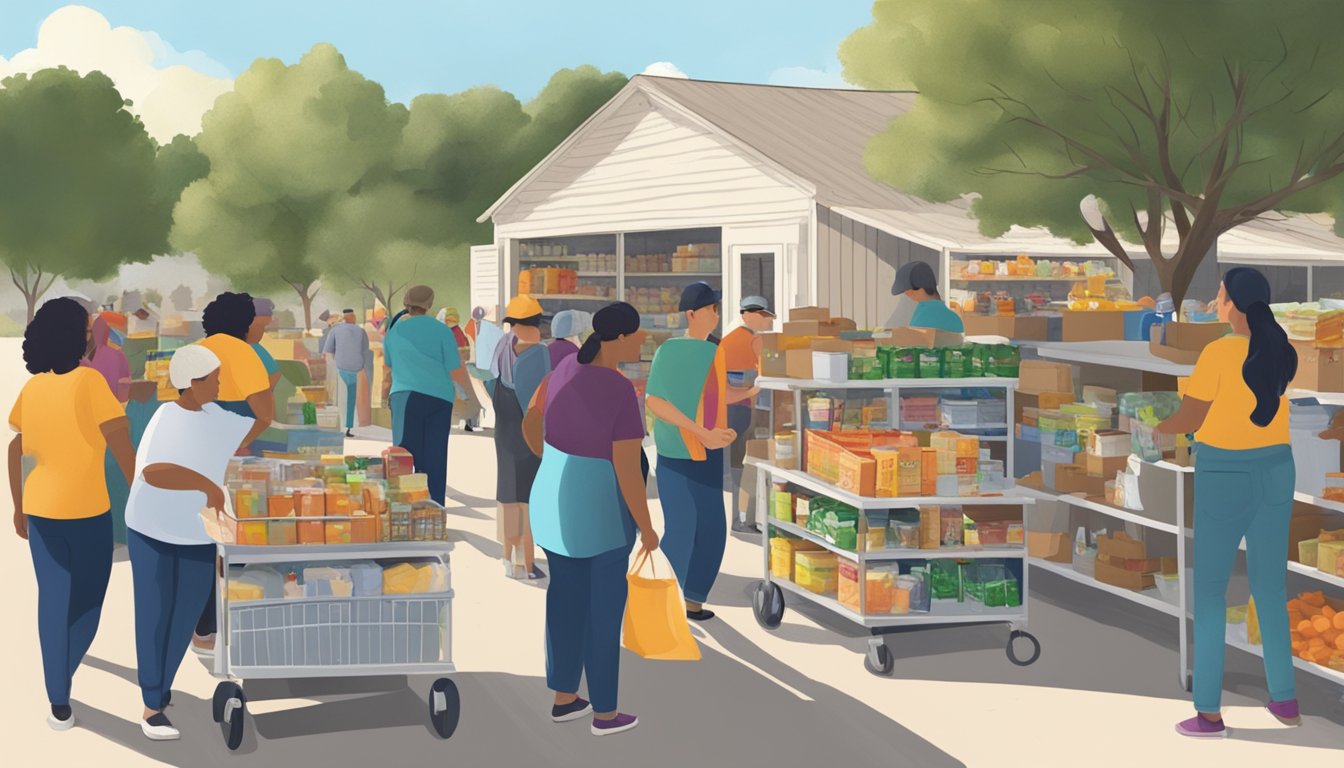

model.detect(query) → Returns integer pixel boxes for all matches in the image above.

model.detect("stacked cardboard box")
[1093,531,1176,592]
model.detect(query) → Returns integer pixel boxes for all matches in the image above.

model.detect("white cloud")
[642,61,689,79]
[0,5,232,142]
[768,63,853,90]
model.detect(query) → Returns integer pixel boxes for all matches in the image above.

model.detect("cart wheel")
[215,682,246,751]
[865,642,894,676]
[1006,630,1041,667]
[428,678,460,740]
[752,581,785,630]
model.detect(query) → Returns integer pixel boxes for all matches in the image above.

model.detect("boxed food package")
[1028,531,1073,563]
[838,561,894,614]
[770,535,824,580]
[1094,531,1175,591]
[919,505,942,549]
[790,306,831,322]
[794,551,839,594]
[1019,360,1075,394]
[1014,390,1076,429]
[1086,453,1128,479]
[1062,310,1126,342]
[1088,430,1132,458]
[1290,340,1344,393]
[1318,540,1344,577]
[1149,322,1233,365]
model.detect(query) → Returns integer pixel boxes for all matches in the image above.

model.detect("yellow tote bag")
[623,551,701,661]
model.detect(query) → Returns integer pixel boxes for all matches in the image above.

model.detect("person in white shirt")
[125,345,253,741]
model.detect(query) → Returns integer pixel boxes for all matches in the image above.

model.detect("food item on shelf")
[919,506,942,549]
[227,580,265,602]
[794,551,839,594]
[1318,540,1344,577]
[940,508,964,547]
[1300,538,1320,567]
[930,560,962,600]
[770,535,823,580]
[772,483,793,522]
[890,520,920,549]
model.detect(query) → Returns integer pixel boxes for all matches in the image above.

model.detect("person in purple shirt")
[547,310,591,370]
[523,302,657,737]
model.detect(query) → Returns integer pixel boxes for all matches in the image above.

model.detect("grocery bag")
[622,550,701,661]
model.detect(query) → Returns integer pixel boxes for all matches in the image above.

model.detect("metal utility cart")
[204,540,460,750]
[750,376,1039,676]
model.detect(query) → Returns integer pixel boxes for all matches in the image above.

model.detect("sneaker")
[345,429,354,438]
[591,712,638,737]
[47,704,73,731]
[731,521,757,534]
[190,633,215,655]
[503,559,518,579]
[141,712,180,741]
[686,609,716,622]
[526,565,547,580]
[1267,698,1301,726]
[552,697,592,723]
[1175,714,1227,739]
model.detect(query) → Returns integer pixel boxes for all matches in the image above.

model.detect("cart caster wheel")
[1006,630,1041,667]
[428,678,460,740]
[753,581,785,629]
[215,682,246,751]
[865,643,894,676]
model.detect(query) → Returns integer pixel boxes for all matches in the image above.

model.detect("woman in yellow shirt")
[8,298,135,731]
[1157,267,1298,738]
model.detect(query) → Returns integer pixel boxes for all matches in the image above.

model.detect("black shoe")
[464,423,475,433]
[48,704,74,731]
[731,521,758,534]
[686,609,716,622]
[345,429,354,437]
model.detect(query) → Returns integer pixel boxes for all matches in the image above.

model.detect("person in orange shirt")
[721,296,772,533]
[9,297,135,731]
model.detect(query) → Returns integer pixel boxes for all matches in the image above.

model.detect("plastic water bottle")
[1075,526,1088,556]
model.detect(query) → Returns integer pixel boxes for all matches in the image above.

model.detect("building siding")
[816,205,940,328]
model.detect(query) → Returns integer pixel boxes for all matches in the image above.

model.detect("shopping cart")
[201,518,460,750]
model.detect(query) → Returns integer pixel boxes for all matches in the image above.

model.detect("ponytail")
[1242,301,1296,427]
[577,333,603,365]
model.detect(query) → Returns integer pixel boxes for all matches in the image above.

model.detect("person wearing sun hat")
[489,294,550,580]
[383,285,471,507]
[124,344,253,741]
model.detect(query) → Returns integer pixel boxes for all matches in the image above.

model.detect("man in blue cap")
[893,261,964,333]
[644,282,738,622]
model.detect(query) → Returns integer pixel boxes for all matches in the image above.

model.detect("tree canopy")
[841,0,1344,303]
[0,67,164,320]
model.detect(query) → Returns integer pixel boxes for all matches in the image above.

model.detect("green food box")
[917,349,942,379]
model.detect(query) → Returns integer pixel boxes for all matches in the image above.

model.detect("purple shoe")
[1175,714,1226,739]
[591,712,638,737]
[1266,699,1301,726]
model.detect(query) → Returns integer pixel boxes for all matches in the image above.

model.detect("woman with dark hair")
[8,297,135,731]
[1157,266,1299,738]
[522,302,657,737]
[193,292,274,653]
[489,295,549,580]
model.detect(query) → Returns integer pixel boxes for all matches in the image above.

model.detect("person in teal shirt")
[894,261,964,333]
[248,298,282,393]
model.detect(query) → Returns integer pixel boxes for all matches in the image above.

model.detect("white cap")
[170,345,222,389]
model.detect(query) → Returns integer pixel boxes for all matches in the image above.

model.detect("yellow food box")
[227,580,264,602]
[1317,540,1344,577]
[237,520,268,546]
[769,537,823,580]
[325,520,352,545]
[794,551,838,594]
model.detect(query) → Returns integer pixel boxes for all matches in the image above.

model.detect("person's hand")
[640,528,660,552]
[13,509,27,540]
[205,485,226,513]
[699,427,736,450]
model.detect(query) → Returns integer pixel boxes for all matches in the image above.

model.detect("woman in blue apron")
[523,301,658,737]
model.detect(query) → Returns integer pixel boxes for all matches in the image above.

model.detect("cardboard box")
[1062,310,1126,342]
[1012,315,1051,342]
[1165,322,1231,352]
[1085,453,1128,479]
[1028,531,1073,563]
[1082,386,1118,405]
[1087,429,1132,458]
[785,349,815,379]
[1055,465,1107,498]
[761,347,787,377]
[790,306,830,322]
[1094,556,1156,591]
[961,314,1051,341]
[784,320,855,338]
[1019,360,1075,394]
[810,338,853,354]
[1014,389,1076,429]
[1289,340,1344,393]
[746,439,771,461]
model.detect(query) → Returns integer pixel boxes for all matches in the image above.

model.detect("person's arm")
[143,463,227,511]
[242,389,275,446]
[268,371,282,390]
[9,434,25,539]
[613,438,658,552]
[522,376,549,457]
[1155,397,1211,436]
[100,416,135,485]
[726,385,760,406]
[645,395,735,449]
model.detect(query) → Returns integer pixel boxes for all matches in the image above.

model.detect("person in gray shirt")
[322,309,370,436]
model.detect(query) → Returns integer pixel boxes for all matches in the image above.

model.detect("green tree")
[841,0,1344,304]
[172,44,407,328]
[0,68,164,321]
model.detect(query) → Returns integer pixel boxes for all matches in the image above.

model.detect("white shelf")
[625,272,721,277]
[532,294,615,302]
[1027,341,1194,377]
[1225,624,1344,686]
[752,461,1035,511]
[757,376,1018,391]
[951,276,1086,283]
[1287,560,1344,590]
[1293,491,1344,515]
[1016,483,1180,535]
[520,257,582,263]
[767,517,1025,562]
[1029,557,1181,617]
[772,577,1025,629]
[1289,389,1344,406]
[576,271,616,277]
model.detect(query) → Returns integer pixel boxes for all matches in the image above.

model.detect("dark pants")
[656,449,727,605]
[128,530,215,710]
[543,546,629,713]
[726,404,755,525]
[27,513,113,706]
[393,391,454,506]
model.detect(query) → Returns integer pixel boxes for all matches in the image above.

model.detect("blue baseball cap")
[679,281,722,312]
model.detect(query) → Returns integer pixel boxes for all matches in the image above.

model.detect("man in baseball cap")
[720,296,773,532]
[893,261,964,333]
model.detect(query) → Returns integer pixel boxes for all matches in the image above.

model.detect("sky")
[1,1,874,104]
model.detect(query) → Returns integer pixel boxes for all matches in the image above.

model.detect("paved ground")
[0,339,1341,766]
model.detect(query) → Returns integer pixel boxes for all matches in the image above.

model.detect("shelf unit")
[1030,556,1181,617]
[1226,624,1344,687]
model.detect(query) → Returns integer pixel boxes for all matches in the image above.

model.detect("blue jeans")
[339,368,359,429]
[1192,443,1296,713]
[27,513,113,706]
[392,391,453,506]
[656,450,727,604]
[543,546,629,713]
[128,530,215,710]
